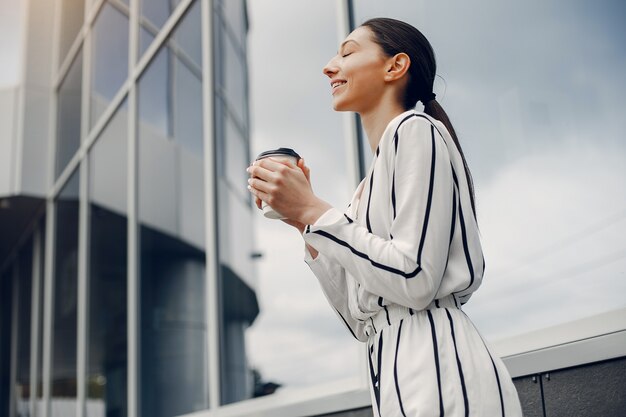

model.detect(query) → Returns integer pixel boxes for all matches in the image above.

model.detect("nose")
[323,55,339,78]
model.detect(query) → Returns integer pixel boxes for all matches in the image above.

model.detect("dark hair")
[361,17,477,217]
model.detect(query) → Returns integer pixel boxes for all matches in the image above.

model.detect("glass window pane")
[51,169,80,417]
[15,240,33,417]
[172,0,202,69]
[87,100,128,417]
[56,50,83,178]
[221,0,246,46]
[222,31,247,125]
[59,0,85,65]
[138,0,183,59]
[224,114,249,200]
[137,4,207,416]
[173,54,202,155]
[90,2,129,128]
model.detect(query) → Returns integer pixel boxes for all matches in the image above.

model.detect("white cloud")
[465,140,626,340]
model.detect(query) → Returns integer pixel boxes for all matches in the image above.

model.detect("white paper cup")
[254,148,301,219]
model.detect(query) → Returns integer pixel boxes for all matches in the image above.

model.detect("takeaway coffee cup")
[254,147,302,219]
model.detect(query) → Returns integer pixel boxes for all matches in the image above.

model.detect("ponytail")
[424,99,477,218]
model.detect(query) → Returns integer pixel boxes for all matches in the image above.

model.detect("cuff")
[303,207,353,235]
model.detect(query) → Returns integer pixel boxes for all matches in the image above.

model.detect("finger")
[248,183,271,204]
[257,158,294,174]
[247,164,276,182]
[255,196,262,210]
[299,159,311,183]
[248,177,274,194]
[269,157,298,169]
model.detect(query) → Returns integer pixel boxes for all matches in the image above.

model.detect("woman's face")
[323,26,389,113]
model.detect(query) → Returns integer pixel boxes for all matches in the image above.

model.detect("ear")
[385,52,411,82]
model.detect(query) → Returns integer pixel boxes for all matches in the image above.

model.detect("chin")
[331,98,352,112]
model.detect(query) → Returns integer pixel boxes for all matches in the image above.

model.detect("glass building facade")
[1,0,259,416]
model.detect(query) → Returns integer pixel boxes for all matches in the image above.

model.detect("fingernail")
[247,178,252,184]
[246,167,250,172]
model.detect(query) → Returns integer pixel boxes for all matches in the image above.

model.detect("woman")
[247,17,522,417]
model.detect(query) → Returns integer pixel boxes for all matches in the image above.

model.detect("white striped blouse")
[303,110,486,341]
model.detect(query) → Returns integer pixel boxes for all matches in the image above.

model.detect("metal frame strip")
[9,266,18,417]
[201,0,220,409]
[28,228,42,417]
[127,0,140,415]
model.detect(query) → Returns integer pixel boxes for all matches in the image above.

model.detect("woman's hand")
[247,157,332,228]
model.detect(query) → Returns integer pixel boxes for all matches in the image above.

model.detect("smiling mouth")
[331,81,346,94]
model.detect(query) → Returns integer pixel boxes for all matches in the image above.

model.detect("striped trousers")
[365,296,522,417]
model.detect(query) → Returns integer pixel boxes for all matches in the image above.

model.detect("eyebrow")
[338,39,359,53]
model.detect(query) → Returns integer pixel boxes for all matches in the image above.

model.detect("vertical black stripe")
[463,311,505,416]
[366,167,375,233]
[435,299,440,308]
[376,330,384,415]
[416,126,437,264]
[393,320,408,417]
[364,146,380,234]
[370,317,377,334]
[334,308,359,341]
[456,202,475,293]
[384,306,391,325]
[391,169,397,220]
[368,342,381,416]
[449,187,457,244]
[343,214,354,223]
[427,310,445,417]
[377,297,391,326]
[378,297,389,325]
[482,253,486,275]
[451,162,459,187]
[445,309,469,417]
[489,352,505,417]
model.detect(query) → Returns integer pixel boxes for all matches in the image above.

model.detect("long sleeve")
[303,246,368,342]
[303,117,454,310]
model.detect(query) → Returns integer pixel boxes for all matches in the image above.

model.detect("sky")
[1,0,625,397]
[244,0,626,390]
[0,0,24,88]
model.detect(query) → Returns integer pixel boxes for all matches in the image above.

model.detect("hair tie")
[421,92,436,104]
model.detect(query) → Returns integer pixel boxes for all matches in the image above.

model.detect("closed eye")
[342,52,353,58]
